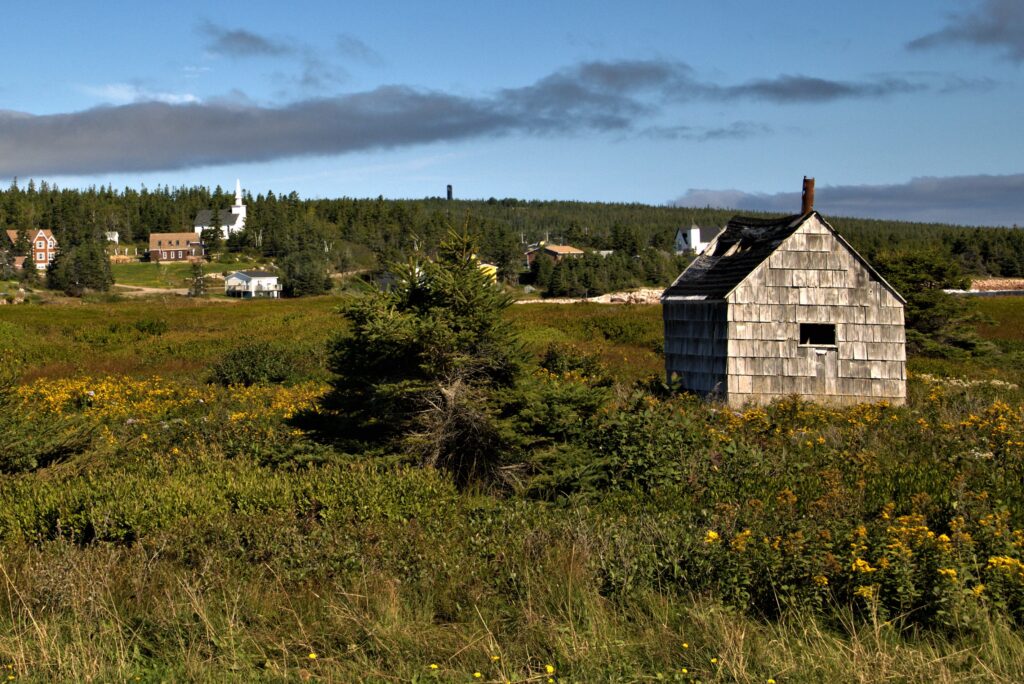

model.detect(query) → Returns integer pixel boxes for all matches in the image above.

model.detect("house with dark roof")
[661,180,906,407]
[674,223,721,255]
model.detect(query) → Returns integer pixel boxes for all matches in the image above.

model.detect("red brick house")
[5,229,58,270]
[149,232,205,262]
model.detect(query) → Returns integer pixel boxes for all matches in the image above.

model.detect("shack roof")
[662,211,905,304]
[663,213,805,299]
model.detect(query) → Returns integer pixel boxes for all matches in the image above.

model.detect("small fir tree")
[323,229,525,485]
[188,261,206,297]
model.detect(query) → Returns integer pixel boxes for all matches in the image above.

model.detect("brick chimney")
[801,176,815,214]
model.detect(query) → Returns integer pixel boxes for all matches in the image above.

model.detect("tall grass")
[3,295,1024,680]
[3,535,1023,681]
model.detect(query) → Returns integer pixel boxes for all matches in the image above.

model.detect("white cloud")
[80,83,200,105]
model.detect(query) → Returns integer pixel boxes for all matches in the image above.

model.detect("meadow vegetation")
[2,280,1024,680]
[110,262,198,290]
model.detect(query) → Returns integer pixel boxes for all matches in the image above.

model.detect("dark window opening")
[800,323,836,346]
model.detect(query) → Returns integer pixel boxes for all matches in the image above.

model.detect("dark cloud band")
[0,60,947,177]
[199,21,291,57]
[908,0,1024,63]
[673,174,1024,227]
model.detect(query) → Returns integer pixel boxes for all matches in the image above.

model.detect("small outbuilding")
[225,270,281,298]
[661,179,906,407]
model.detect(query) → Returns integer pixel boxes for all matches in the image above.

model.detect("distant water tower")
[446,184,453,201]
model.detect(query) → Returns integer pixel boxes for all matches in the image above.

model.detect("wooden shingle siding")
[663,212,906,408]
[663,300,728,396]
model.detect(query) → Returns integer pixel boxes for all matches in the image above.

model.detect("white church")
[193,180,247,240]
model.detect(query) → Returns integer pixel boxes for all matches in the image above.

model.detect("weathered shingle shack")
[661,179,906,407]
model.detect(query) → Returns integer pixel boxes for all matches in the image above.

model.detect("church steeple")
[234,179,243,206]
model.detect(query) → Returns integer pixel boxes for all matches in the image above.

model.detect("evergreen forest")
[2,179,1023,288]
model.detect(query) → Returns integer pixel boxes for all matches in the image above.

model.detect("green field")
[110,262,197,289]
[3,294,1024,681]
[976,297,1024,343]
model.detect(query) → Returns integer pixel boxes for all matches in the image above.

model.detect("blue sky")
[0,0,1022,225]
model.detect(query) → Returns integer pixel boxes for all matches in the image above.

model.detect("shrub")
[280,249,332,297]
[539,343,613,387]
[209,341,297,386]
[131,318,169,336]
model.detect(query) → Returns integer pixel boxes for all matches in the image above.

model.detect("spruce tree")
[531,253,555,290]
[47,241,113,296]
[323,229,524,485]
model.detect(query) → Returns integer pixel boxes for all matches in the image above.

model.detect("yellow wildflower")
[731,529,753,551]
[546,664,555,674]
[704,530,720,544]
[308,652,317,660]
[851,558,877,573]
[854,585,877,600]
[987,556,1024,579]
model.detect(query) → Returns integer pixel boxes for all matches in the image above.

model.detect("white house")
[674,223,721,255]
[194,179,247,240]
[225,270,281,298]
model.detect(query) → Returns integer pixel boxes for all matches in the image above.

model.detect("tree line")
[2,178,1023,296]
